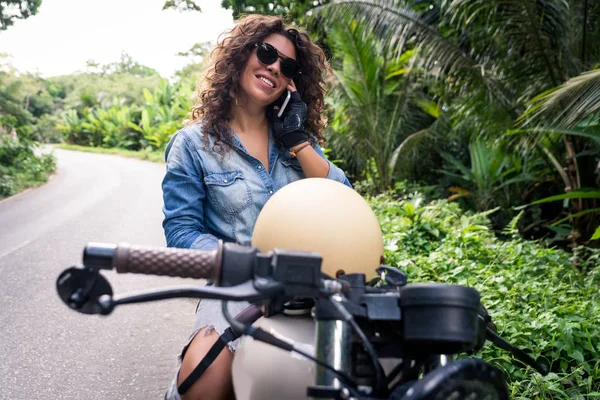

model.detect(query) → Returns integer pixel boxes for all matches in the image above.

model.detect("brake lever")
[96,280,283,315]
[57,265,283,316]
[486,327,549,375]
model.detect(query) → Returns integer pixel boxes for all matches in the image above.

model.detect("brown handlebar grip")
[113,242,222,281]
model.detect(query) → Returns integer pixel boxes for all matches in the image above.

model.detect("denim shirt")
[161,122,351,251]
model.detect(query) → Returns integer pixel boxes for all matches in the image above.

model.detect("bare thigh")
[171,300,250,400]
[177,327,235,400]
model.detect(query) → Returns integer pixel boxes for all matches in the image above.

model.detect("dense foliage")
[163,0,202,12]
[56,79,193,151]
[0,0,41,31]
[221,0,325,23]
[369,189,600,398]
[325,21,439,192]
[315,0,600,249]
[2,2,597,239]
[1,56,56,199]
[0,136,55,198]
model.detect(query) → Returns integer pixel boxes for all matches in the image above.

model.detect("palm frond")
[325,18,438,188]
[448,0,573,87]
[519,68,600,128]
[508,127,600,142]
[439,150,473,179]
[314,0,515,110]
[388,127,427,172]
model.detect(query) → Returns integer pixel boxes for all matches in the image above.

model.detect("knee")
[178,328,235,400]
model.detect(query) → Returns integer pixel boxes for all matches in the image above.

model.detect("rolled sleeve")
[162,131,219,250]
[190,234,219,251]
[313,144,352,188]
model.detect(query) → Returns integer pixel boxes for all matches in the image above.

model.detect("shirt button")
[223,180,228,183]
[268,190,274,195]
[257,165,262,170]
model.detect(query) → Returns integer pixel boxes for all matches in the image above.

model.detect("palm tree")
[315,0,600,243]
[325,20,439,192]
[439,138,540,211]
[516,70,600,244]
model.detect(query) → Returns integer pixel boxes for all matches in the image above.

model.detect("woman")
[162,14,351,400]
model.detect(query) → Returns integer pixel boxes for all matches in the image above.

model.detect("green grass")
[56,144,165,163]
[367,189,600,398]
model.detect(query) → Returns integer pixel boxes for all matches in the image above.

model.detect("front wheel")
[391,358,509,400]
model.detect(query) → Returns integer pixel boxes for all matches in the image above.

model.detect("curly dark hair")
[187,14,332,153]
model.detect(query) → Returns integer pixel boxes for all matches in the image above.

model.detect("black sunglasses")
[255,42,300,79]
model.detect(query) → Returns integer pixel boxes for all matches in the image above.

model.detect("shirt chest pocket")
[204,171,252,214]
[281,158,305,181]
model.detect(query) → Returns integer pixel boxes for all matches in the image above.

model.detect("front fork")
[315,319,353,388]
[309,298,354,399]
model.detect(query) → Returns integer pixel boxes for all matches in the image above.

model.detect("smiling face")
[238,33,296,108]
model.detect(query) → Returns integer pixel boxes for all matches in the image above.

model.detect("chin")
[250,90,276,107]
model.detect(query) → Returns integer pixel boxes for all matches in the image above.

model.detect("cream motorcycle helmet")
[232,178,385,400]
[251,178,384,278]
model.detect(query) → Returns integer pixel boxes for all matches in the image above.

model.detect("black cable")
[221,301,364,398]
[486,327,549,375]
[221,300,246,334]
[329,297,388,396]
[349,318,387,394]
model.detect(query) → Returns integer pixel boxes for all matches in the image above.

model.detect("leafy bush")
[51,70,163,113]
[57,79,192,151]
[368,192,600,398]
[356,178,440,203]
[29,114,64,144]
[0,136,56,198]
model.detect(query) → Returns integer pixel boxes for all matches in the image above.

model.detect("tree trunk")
[563,137,582,258]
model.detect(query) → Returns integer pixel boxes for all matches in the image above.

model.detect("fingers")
[287,80,297,92]
[289,90,302,102]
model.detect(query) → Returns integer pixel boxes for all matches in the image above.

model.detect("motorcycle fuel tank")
[232,314,316,400]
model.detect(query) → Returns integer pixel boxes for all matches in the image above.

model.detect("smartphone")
[276,90,291,118]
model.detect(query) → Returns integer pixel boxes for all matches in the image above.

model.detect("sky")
[0,0,235,78]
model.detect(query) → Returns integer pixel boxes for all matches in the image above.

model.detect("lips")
[255,73,276,89]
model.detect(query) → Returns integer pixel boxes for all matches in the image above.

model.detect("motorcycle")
[56,240,549,399]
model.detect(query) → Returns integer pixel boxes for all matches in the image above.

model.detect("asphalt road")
[0,148,197,399]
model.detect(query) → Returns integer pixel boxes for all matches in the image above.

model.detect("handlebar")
[83,242,222,281]
[59,240,549,384]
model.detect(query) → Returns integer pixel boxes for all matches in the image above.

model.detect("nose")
[266,59,281,77]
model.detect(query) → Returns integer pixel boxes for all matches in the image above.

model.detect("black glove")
[269,91,308,149]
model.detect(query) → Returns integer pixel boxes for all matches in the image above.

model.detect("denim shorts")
[164,298,250,400]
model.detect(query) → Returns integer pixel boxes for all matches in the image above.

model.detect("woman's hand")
[270,82,333,179]
[270,83,308,149]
